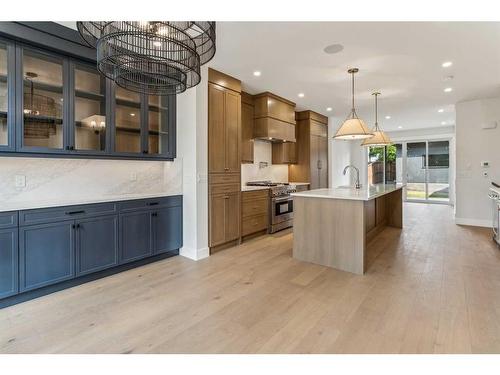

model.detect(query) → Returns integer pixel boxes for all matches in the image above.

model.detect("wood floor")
[1,203,500,354]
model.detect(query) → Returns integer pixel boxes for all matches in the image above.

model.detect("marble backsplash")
[0,157,182,209]
[241,139,289,185]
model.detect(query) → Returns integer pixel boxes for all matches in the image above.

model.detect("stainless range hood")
[252,92,296,142]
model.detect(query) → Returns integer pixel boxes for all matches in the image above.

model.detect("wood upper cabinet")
[241,92,254,163]
[289,110,329,188]
[208,82,241,173]
[208,83,226,173]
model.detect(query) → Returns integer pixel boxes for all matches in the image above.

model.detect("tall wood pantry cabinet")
[208,69,241,252]
[289,110,329,189]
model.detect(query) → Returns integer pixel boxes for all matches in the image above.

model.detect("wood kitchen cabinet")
[241,189,269,238]
[241,92,254,163]
[289,110,329,189]
[272,142,296,164]
[208,69,242,251]
[209,191,241,247]
[208,69,241,174]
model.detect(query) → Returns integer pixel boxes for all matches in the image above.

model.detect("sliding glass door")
[404,140,450,203]
[367,140,450,204]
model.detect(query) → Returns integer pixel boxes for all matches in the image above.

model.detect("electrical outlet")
[130,172,137,181]
[15,175,26,188]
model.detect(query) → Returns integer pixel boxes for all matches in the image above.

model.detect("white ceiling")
[60,21,500,131]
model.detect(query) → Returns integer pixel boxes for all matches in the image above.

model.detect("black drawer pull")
[147,202,159,206]
[65,210,85,215]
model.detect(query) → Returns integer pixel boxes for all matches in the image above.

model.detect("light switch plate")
[15,175,26,188]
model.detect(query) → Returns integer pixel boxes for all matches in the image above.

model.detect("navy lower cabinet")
[19,220,75,292]
[152,206,183,255]
[0,228,18,299]
[76,215,119,276]
[1,195,182,307]
[119,211,153,263]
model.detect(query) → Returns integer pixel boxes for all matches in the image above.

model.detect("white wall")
[455,97,500,227]
[176,66,209,260]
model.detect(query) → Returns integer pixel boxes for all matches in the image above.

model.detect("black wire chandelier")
[76,21,216,95]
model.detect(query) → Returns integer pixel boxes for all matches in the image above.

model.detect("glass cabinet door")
[147,95,172,156]
[21,49,65,151]
[0,41,13,149]
[73,64,107,152]
[114,86,143,154]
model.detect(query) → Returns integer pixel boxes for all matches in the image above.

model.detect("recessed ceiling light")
[444,87,453,93]
[298,93,305,98]
[326,107,332,112]
[398,126,403,129]
[253,71,261,77]
[438,108,444,113]
[130,113,135,117]
[385,115,391,119]
[441,121,446,125]
[323,43,344,54]
[442,61,453,68]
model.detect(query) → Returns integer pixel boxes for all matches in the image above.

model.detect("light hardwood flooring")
[1,203,500,353]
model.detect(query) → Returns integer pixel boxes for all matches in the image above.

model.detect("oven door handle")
[273,196,292,203]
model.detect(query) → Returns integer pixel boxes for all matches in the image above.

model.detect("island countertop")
[291,183,405,201]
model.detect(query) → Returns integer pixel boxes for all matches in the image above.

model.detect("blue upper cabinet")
[0,28,176,160]
[0,38,15,152]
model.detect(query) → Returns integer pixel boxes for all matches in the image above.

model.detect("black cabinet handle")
[147,202,159,206]
[72,224,76,229]
[152,212,158,217]
[65,210,85,215]
[76,223,81,228]
[142,150,148,154]
[70,146,75,150]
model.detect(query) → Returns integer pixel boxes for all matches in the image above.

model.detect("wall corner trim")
[180,246,210,261]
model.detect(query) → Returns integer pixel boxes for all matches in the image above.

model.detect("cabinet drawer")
[242,189,269,201]
[118,196,182,212]
[242,198,269,218]
[242,214,268,236]
[210,173,240,185]
[210,183,240,194]
[0,211,18,229]
[19,203,117,226]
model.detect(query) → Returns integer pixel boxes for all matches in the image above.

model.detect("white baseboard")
[455,217,492,228]
[180,246,210,261]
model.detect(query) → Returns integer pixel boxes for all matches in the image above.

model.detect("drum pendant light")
[361,92,392,146]
[333,68,373,140]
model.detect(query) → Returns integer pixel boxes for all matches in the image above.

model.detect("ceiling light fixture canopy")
[361,92,392,147]
[333,68,373,140]
[76,21,216,95]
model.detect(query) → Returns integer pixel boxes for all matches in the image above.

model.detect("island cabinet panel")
[0,228,18,299]
[76,215,118,276]
[119,211,152,264]
[19,220,75,292]
[152,206,182,255]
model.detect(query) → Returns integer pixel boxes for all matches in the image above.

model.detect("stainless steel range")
[246,181,296,233]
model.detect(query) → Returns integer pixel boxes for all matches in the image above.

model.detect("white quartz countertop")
[0,192,181,213]
[291,184,405,201]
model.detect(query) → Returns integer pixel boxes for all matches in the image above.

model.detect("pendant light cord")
[351,71,355,112]
[373,92,380,131]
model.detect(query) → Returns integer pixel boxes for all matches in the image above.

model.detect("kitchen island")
[291,184,404,274]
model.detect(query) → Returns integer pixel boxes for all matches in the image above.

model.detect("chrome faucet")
[343,165,362,189]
